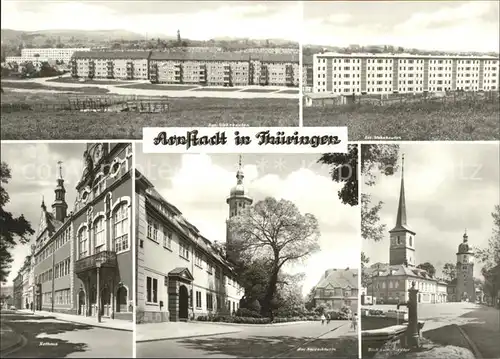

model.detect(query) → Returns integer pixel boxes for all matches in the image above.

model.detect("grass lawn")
[279,89,300,94]
[47,77,131,85]
[1,97,299,140]
[191,87,239,92]
[117,83,199,90]
[240,88,277,93]
[1,81,109,94]
[303,99,500,140]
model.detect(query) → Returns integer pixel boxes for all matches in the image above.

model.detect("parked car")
[9,305,16,310]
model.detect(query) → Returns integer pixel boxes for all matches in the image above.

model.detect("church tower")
[226,155,253,262]
[456,230,475,302]
[52,161,68,222]
[389,154,416,266]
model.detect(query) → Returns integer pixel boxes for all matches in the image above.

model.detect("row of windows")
[42,292,52,304]
[319,58,498,65]
[77,202,129,258]
[54,288,71,305]
[54,228,71,251]
[54,258,71,279]
[36,243,54,264]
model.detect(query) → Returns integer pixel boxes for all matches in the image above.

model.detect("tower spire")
[57,160,63,179]
[395,153,407,227]
[236,155,244,185]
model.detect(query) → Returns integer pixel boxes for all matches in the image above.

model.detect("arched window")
[94,216,105,253]
[78,227,88,259]
[113,202,129,253]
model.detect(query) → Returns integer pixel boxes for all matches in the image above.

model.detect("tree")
[361,145,400,241]
[228,197,320,319]
[475,205,500,304]
[417,262,436,277]
[0,162,35,282]
[318,145,358,206]
[361,252,370,287]
[442,262,456,282]
[304,286,316,311]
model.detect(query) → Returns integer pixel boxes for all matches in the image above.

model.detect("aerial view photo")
[0,1,301,140]
[302,1,500,141]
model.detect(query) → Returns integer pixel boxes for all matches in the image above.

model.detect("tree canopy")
[228,197,320,318]
[0,162,35,282]
[417,262,436,277]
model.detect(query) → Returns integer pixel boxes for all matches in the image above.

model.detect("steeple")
[52,161,68,222]
[41,196,46,211]
[389,154,416,266]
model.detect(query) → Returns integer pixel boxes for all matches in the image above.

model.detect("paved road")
[1,311,132,358]
[6,75,299,99]
[137,321,358,358]
[366,303,500,358]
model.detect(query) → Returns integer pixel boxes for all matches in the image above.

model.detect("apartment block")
[302,55,314,92]
[21,48,91,63]
[313,53,500,95]
[136,172,243,323]
[71,51,151,80]
[32,143,133,322]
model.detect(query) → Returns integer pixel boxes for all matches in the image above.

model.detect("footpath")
[17,309,132,331]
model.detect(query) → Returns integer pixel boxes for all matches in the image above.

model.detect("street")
[365,302,500,358]
[0,311,132,358]
[137,320,358,358]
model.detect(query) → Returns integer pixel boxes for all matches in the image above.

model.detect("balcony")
[75,251,117,274]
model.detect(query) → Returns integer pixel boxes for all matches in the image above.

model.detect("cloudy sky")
[1,142,87,285]
[1,0,301,41]
[304,1,499,53]
[362,143,500,279]
[136,148,360,296]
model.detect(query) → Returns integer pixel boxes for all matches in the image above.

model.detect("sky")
[136,148,360,296]
[362,143,500,280]
[1,142,87,285]
[1,0,301,41]
[304,1,499,53]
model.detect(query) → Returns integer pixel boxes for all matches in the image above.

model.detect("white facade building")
[313,53,500,95]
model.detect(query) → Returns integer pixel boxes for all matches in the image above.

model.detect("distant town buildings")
[70,50,300,86]
[5,47,90,65]
[312,52,500,95]
[312,268,359,313]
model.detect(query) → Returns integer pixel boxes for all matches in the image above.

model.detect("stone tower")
[52,161,68,222]
[226,155,253,263]
[456,230,476,302]
[389,154,417,266]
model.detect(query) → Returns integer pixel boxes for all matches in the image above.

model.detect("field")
[116,83,199,90]
[303,98,500,141]
[47,77,132,85]
[1,91,299,140]
[2,81,110,93]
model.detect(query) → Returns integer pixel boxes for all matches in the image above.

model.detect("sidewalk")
[320,323,356,338]
[17,309,132,331]
[194,320,323,328]
[136,321,243,342]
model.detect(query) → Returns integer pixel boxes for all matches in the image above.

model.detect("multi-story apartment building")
[313,52,500,95]
[32,143,133,321]
[135,164,247,323]
[71,51,150,80]
[312,268,359,313]
[302,55,314,92]
[5,48,90,66]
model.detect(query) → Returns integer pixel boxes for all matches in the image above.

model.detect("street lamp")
[96,257,102,323]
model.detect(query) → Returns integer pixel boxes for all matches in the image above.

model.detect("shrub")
[236,308,262,318]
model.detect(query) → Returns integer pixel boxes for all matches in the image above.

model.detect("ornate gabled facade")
[136,165,244,323]
[32,143,133,321]
[313,268,359,312]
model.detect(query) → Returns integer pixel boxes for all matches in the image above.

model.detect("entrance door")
[178,285,189,321]
[116,286,127,313]
[78,290,86,315]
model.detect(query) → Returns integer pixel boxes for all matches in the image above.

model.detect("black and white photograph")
[360,143,500,359]
[0,142,134,358]
[134,149,360,358]
[1,1,300,140]
[302,1,500,141]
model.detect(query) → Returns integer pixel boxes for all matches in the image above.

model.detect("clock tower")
[389,154,416,266]
[52,161,68,222]
[226,156,253,263]
[456,230,475,302]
